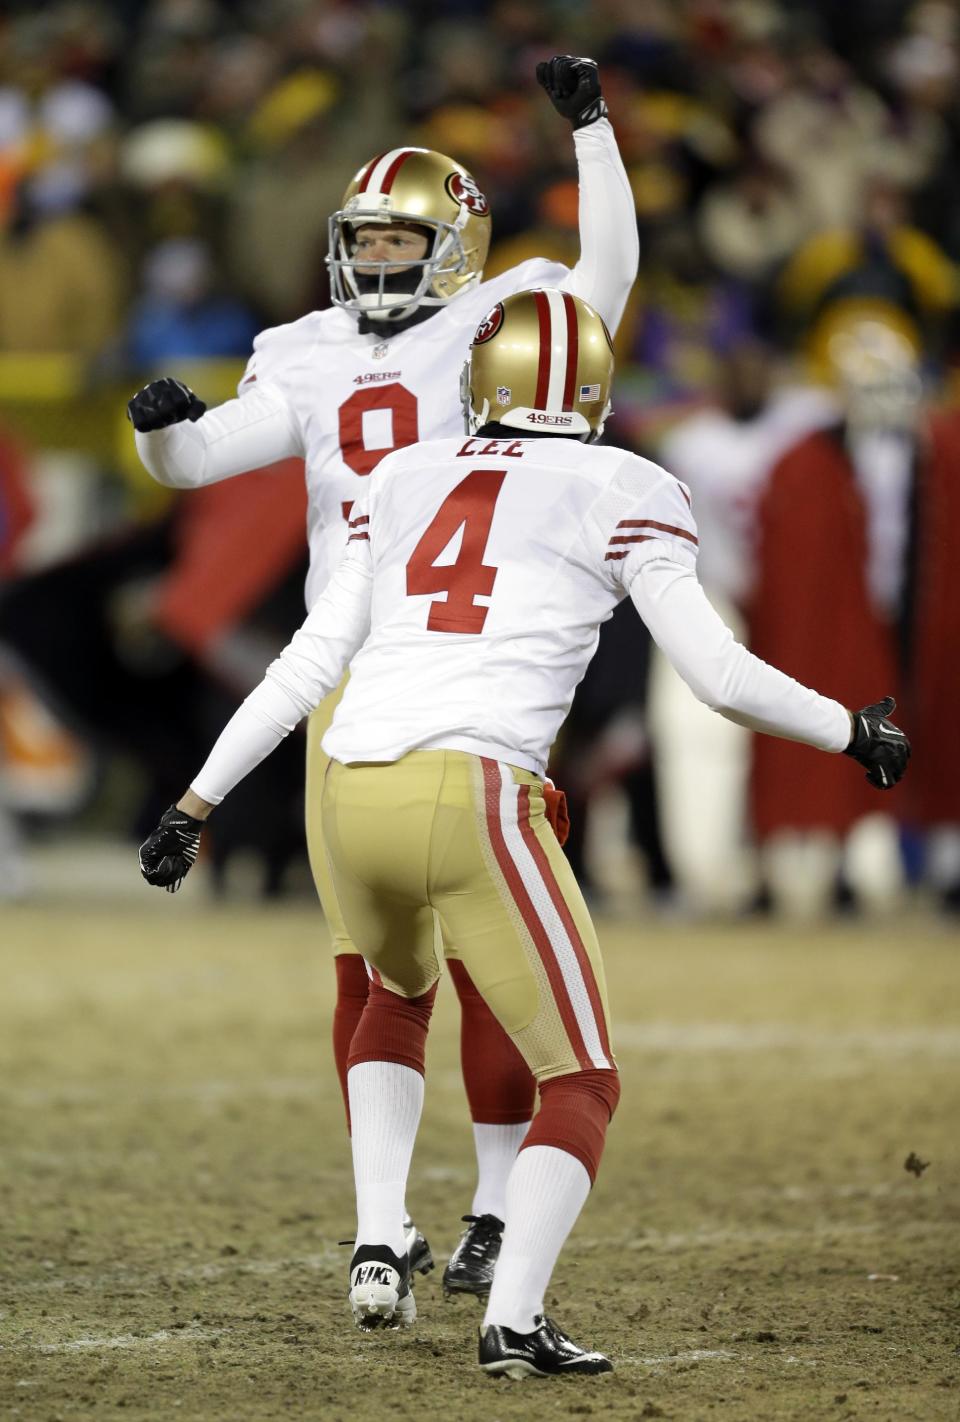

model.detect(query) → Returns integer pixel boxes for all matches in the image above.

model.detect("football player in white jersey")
[127,56,639,1292]
[139,289,910,1377]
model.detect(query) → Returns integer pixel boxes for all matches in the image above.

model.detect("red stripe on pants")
[480,759,592,1071]
[516,785,612,1063]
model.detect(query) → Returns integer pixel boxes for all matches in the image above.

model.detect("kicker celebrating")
[127,57,639,1289]
[139,290,910,1378]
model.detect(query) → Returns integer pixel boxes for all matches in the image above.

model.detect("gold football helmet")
[823,306,922,433]
[461,288,614,441]
[327,147,492,320]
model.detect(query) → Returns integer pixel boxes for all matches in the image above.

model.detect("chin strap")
[357,305,438,337]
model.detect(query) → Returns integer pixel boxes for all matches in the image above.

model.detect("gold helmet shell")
[327,147,492,320]
[461,289,614,441]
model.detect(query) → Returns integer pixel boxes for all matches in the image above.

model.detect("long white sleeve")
[190,551,373,804]
[561,117,639,334]
[629,555,852,752]
[134,381,302,489]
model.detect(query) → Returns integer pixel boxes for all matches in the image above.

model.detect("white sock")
[471,1121,531,1221]
[483,1145,591,1334]
[347,1061,424,1257]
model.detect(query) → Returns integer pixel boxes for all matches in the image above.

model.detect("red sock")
[446,958,537,1126]
[333,955,370,1129]
[348,978,438,1075]
[522,1067,621,1183]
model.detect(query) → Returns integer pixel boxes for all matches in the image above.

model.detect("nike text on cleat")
[348,1244,416,1331]
[404,1215,435,1277]
[478,1316,613,1378]
[443,1213,504,1299]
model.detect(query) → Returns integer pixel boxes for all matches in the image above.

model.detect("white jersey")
[133,119,639,612]
[240,258,566,608]
[189,436,852,807]
[322,436,699,770]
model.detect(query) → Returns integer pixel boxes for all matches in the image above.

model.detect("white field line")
[0,1075,320,1108]
[8,1245,343,1295]
[620,1348,739,1366]
[614,1022,960,1055]
[10,1216,952,1302]
[4,1021,958,1108]
[24,1326,225,1354]
[575,1216,951,1254]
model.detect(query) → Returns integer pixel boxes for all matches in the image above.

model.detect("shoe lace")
[458,1213,504,1260]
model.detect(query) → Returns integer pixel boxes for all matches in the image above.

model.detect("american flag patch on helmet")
[579,383,601,402]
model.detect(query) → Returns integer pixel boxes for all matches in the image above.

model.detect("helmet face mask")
[327,148,491,322]
[462,289,615,442]
[329,210,471,319]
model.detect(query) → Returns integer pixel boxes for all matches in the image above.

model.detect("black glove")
[536,55,608,129]
[843,696,911,790]
[127,378,207,433]
[139,805,203,892]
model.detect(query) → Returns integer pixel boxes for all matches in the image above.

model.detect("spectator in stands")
[652,338,838,915]
[750,306,960,915]
[128,237,258,364]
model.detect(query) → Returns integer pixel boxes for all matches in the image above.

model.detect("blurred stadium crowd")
[1,0,959,916]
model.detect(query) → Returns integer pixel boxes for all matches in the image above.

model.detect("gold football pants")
[320,750,615,1085]
[307,694,459,961]
[306,689,353,954]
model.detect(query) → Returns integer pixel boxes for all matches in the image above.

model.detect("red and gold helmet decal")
[445,170,490,216]
[473,303,504,344]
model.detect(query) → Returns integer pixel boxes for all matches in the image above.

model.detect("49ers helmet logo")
[446,171,490,216]
[473,303,504,344]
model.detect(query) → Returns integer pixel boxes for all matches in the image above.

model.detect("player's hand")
[139,805,203,892]
[127,378,207,433]
[843,696,911,789]
[536,56,608,129]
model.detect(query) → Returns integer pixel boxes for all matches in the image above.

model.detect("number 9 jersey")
[132,122,640,614]
[238,257,569,611]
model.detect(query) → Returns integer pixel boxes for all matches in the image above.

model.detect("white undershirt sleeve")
[560,117,639,334]
[628,553,852,752]
[134,381,302,490]
[189,550,373,805]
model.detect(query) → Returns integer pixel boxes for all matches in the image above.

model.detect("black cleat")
[443,1213,504,1299]
[479,1315,613,1378]
[404,1215,435,1278]
[348,1244,416,1331]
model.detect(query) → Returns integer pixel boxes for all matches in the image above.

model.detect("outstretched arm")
[139,538,373,889]
[630,554,853,750]
[538,57,639,334]
[129,377,302,490]
[594,454,909,787]
[635,558,910,785]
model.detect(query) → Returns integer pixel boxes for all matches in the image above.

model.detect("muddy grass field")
[2,898,958,1422]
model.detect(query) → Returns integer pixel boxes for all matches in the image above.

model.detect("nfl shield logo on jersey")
[496,386,511,405]
[372,343,390,360]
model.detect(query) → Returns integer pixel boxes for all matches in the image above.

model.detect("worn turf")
[2,899,958,1421]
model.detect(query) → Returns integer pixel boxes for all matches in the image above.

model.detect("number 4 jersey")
[189,435,852,808]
